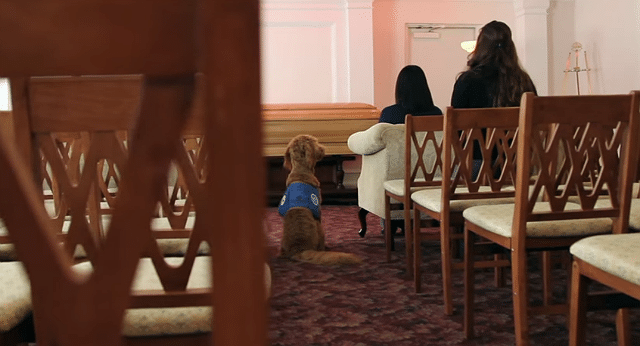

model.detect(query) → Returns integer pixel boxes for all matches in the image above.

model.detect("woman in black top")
[451,21,537,177]
[451,20,537,108]
[380,65,442,124]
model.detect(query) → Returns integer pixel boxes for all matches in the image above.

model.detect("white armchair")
[348,122,405,237]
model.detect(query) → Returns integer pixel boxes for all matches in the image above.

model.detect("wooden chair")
[0,130,91,261]
[0,1,267,346]
[463,91,640,346]
[0,83,99,346]
[569,233,640,346]
[382,114,443,270]
[568,158,640,345]
[411,106,519,314]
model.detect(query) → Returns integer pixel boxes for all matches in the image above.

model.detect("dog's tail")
[292,250,363,265]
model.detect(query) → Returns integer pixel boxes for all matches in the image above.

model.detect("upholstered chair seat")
[0,214,209,261]
[0,257,271,339]
[411,186,516,214]
[73,258,271,337]
[150,216,210,256]
[381,178,437,220]
[382,178,432,196]
[0,261,31,333]
[627,199,640,230]
[0,221,85,261]
[569,233,640,345]
[594,197,640,230]
[570,233,640,286]
[463,202,613,238]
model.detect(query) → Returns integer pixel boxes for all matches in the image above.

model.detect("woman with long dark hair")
[451,20,537,108]
[451,21,537,178]
[380,65,442,124]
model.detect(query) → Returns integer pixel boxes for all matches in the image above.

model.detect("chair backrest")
[441,106,521,203]
[513,91,640,242]
[0,1,266,345]
[404,114,445,193]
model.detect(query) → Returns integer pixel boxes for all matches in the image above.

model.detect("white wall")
[372,0,517,109]
[3,0,639,188]
[2,1,639,106]
[573,0,640,94]
[0,79,10,111]
[548,0,576,95]
[260,0,375,104]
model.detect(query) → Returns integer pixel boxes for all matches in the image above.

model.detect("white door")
[408,25,477,111]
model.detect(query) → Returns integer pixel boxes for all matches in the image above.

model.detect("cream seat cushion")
[567,181,640,229]
[100,215,210,256]
[570,233,640,286]
[627,199,640,230]
[74,257,271,337]
[594,197,640,230]
[0,214,209,260]
[0,219,18,260]
[463,202,612,238]
[150,217,210,256]
[0,261,31,332]
[411,186,516,214]
[383,179,438,220]
[0,219,84,260]
[382,178,436,196]
[0,243,15,261]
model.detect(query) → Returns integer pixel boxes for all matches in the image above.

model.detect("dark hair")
[395,65,436,114]
[466,20,536,106]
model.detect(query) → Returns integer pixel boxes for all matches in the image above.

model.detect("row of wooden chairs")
[0,73,271,345]
[384,107,519,311]
[385,91,640,345]
[0,1,268,345]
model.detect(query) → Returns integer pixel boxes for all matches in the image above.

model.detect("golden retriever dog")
[278,134,362,265]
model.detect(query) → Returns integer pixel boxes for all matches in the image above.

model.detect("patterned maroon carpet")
[264,205,638,345]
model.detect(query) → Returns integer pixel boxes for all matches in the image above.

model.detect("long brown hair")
[466,20,536,106]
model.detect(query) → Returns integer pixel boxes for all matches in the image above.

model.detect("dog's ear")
[283,146,293,171]
[314,139,325,162]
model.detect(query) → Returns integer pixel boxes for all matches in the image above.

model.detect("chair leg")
[512,248,530,346]
[569,260,588,346]
[384,195,393,262]
[493,253,506,287]
[357,208,368,238]
[542,251,552,306]
[404,200,412,280]
[616,308,631,346]
[440,221,454,315]
[412,206,420,288]
[463,227,476,339]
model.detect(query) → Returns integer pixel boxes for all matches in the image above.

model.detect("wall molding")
[262,0,373,11]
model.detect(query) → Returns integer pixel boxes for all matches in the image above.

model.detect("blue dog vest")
[278,182,321,219]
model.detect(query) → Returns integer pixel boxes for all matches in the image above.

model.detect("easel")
[561,42,593,95]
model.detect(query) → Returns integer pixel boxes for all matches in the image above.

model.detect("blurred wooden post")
[203,0,269,345]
